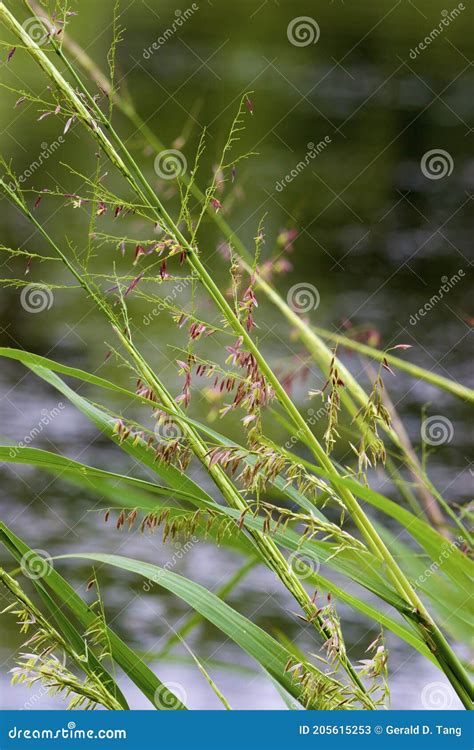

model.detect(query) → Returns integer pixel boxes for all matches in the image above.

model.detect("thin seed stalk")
[0,3,471,707]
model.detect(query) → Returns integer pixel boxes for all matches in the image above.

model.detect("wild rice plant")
[0,1,472,711]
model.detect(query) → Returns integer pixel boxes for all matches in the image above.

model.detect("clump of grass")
[0,1,472,711]
[1,569,123,710]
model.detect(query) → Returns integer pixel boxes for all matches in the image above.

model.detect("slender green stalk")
[313,326,473,404]
[364,362,471,544]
